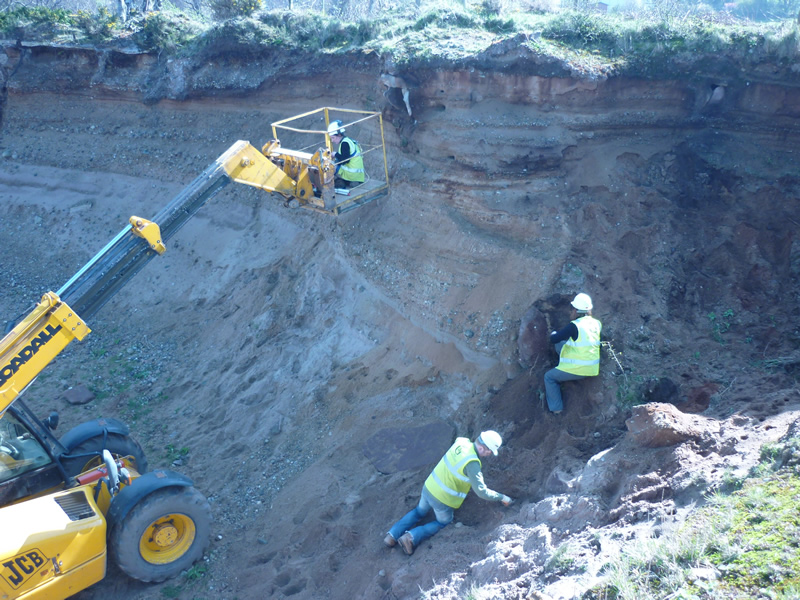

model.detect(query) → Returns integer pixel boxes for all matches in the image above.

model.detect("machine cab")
[0,406,61,505]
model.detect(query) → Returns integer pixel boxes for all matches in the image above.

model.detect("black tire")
[60,433,148,477]
[110,486,211,583]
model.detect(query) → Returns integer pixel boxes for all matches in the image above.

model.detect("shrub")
[479,0,504,17]
[0,6,72,38]
[484,16,515,34]
[75,7,118,42]
[0,6,71,31]
[257,11,380,50]
[210,0,263,21]
[192,18,281,58]
[765,25,800,61]
[136,11,199,52]
[413,7,480,31]
[542,11,619,51]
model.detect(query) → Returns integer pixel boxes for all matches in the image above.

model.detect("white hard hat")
[478,430,502,455]
[571,292,593,312]
[327,120,345,136]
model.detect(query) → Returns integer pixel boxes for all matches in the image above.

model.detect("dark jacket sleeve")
[334,139,353,163]
[550,322,579,344]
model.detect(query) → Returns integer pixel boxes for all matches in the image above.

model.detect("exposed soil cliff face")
[1,39,800,600]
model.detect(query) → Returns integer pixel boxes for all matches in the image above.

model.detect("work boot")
[398,532,415,555]
[383,533,396,548]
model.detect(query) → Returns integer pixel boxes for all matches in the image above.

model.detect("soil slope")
[1,39,800,600]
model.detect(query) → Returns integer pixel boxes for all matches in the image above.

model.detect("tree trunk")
[116,0,128,22]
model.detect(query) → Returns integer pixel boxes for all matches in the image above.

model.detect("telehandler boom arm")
[0,139,327,417]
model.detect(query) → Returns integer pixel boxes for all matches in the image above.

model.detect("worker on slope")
[327,120,365,189]
[544,292,602,414]
[384,430,513,556]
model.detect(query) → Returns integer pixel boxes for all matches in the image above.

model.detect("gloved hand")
[501,495,513,506]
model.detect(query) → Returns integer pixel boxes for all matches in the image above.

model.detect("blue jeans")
[544,367,585,412]
[388,492,453,547]
[545,343,586,412]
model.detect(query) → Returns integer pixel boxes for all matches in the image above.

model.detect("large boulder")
[626,403,720,448]
[518,305,550,369]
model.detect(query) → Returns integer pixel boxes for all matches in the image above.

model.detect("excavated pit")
[1,40,800,599]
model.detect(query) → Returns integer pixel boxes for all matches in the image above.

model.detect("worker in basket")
[328,120,365,190]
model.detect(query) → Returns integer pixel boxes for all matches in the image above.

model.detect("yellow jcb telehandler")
[0,108,389,599]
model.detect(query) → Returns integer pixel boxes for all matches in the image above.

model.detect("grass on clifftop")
[1,2,800,77]
[586,430,800,600]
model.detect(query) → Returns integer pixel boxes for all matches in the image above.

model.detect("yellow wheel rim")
[139,513,197,565]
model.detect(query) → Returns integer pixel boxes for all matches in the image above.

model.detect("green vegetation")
[0,6,71,30]
[190,10,382,57]
[259,10,380,48]
[588,430,800,599]
[546,542,586,574]
[615,374,644,409]
[165,443,190,462]
[159,552,208,597]
[160,584,182,598]
[136,10,201,52]
[603,341,643,409]
[210,0,263,20]
[124,395,151,421]
[1,0,800,77]
[708,309,735,344]
[75,7,118,41]
[184,563,208,580]
[90,346,108,358]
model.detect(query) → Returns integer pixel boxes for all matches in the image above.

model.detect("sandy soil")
[1,44,800,600]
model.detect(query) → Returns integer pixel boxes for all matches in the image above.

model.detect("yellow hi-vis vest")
[337,136,365,183]
[424,438,481,509]
[557,315,602,376]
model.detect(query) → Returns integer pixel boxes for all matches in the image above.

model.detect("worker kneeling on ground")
[384,430,513,556]
[544,292,602,414]
[328,120,365,189]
